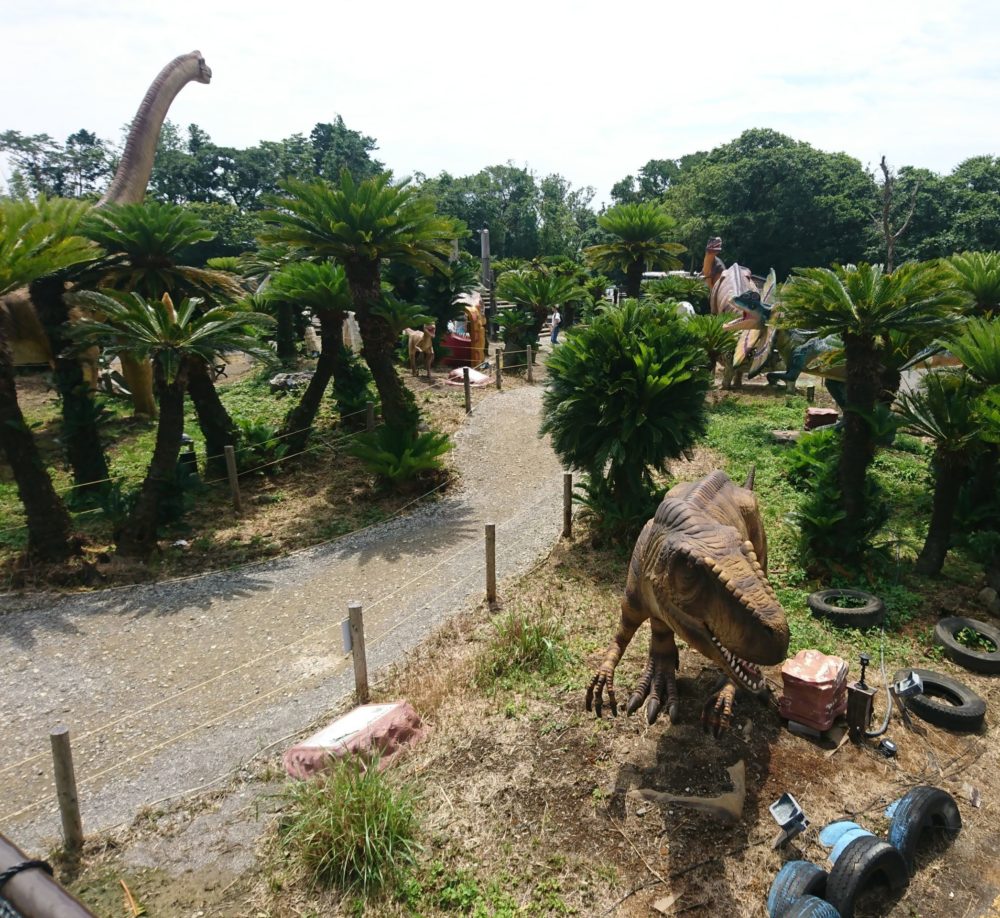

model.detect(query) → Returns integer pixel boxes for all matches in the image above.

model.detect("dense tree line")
[4,120,1000,273]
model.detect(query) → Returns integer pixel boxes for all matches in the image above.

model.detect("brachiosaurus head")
[188,50,213,83]
[652,491,789,695]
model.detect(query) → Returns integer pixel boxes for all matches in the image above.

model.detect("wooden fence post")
[463,366,472,414]
[806,384,815,403]
[495,351,503,390]
[485,523,497,605]
[50,726,84,858]
[526,345,533,383]
[348,601,369,704]
[563,472,573,539]
[366,400,376,432]
[223,445,242,514]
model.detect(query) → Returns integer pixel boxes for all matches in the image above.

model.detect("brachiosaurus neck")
[98,53,203,207]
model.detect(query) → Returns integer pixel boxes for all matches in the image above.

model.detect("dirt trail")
[0,383,564,852]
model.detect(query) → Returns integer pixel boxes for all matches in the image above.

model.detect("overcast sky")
[4,0,998,205]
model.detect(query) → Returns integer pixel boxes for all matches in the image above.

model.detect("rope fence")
[0,481,568,829]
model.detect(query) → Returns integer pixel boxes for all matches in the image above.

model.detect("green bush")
[541,299,710,540]
[686,313,738,375]
[330,345,376,429]
[784,427,840,489]
[642,274,710,311]
[280,758,419,895]
[495,306,536,366]
[233,418,289,472]
[349,425,452,489]
[475,609,571,688]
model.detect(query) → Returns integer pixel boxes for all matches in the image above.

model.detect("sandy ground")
[0,380,564,854]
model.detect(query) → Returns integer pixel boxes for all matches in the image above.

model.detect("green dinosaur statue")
[586,469,789,735]
[725,274,847,408]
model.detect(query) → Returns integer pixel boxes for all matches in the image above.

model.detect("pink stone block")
[283,701,425,780]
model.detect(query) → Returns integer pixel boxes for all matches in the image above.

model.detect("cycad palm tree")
[265,260,353,452]
[83,202,246,465]
[895,372,981,575]
[261,172,461,433]
[584,203,686,299]
[780,261,963,556]
[68,290,270,560]
[497,270,587,347]
[947,252,1000,316]
[0,197,97,561]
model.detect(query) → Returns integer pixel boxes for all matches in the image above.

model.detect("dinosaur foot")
[585,666,618,717]
[626,652,679,725]
[702,677,738,737]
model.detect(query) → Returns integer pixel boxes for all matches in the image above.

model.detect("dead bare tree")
[871,155,919,272]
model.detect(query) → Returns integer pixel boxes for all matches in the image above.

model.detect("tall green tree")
[780,262,963,558]
[947,251,1000,316]
[262,172,460,433]
[68,291,269,559]
[0,197,98,560]
[497,269,587,344]
[584,202,685,298]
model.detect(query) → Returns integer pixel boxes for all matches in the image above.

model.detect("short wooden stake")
[526,345,533,383]
[463,366,472,414]
[348,601,369,704]
[806,384,816,403]
[223,445,242,514]
[495,351,503,390]
[563,472,573,538]
[366,400,375,432]
[50,726,84,857]
[485,523,497,605]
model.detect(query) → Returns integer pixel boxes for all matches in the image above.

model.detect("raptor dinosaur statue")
[725,280,847,408]
[703,237,759,389]
[1,50,213,417]
[586,469,789,735]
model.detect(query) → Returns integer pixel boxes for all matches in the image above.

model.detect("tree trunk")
[280,310,346,454]
[969,444,998,517]
[187,357,236,475]
[837,333,880,553]
[0,329,74,561]
[116,358,188,560]
[30,276,110,492]
[916,453,968,575]
[345,261,418,434]
[276,301,297,367]
[625,261,644,300]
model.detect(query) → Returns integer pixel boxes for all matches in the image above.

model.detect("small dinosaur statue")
[702,237,760,389]
[725,282,847,408]
[586,469,789,735]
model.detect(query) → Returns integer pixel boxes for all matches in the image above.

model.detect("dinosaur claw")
[668,701,679,723]
[626,692,645,715]
[646,697,661,725]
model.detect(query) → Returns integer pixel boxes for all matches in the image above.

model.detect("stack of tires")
[766,787,961,918]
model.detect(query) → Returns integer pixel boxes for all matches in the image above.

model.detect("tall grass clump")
[280,758,420,896]
[475,609,571,688]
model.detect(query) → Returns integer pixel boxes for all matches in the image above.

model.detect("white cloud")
[3,0,998,201]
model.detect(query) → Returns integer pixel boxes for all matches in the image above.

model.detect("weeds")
[279,758,420,897]
[475,609,572,689]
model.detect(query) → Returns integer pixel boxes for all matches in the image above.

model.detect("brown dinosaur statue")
[703,236,760,389]
[1,51,212,417]
[586,469,789,735]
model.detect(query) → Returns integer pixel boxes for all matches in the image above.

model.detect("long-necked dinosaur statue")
[703,236,759,388]
[586,469,789,735]
[1,51,212,416]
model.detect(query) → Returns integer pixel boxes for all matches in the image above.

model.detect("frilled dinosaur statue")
[724,276,847,408]
[586,469,789,735]
[1,51,212,417]
[703,237,759,389]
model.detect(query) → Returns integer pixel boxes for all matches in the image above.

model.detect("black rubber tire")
[934,616,1000,674]
[807,589,885,629]
[888,785,962,876]
[825,835,908,918]
[767,860,828,917]
[893,668,986,732]
[782,897,841,918]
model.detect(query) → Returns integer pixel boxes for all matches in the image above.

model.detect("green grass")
[279,757,420,897]
[475,608,573,691]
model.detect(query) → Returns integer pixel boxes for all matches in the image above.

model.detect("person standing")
[550,306,561,344]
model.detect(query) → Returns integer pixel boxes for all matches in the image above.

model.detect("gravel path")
[0,383,564,852]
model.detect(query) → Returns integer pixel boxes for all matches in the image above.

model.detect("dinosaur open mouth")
[708,631,764,692]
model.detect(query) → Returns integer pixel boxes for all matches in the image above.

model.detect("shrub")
[330,345,376,429]
[280,757,419,895]
[541,299,710,539]
[495,306,536,367]
[686,313,738,376]
[475,609,571,688]
[233,418,289,472]
[348,426,452,489]
[784,427,840,489]
[642,275,710,311]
